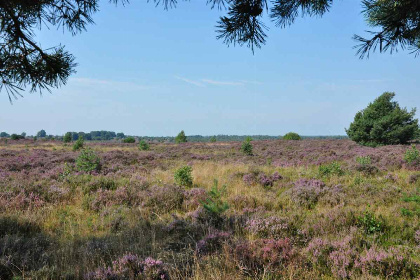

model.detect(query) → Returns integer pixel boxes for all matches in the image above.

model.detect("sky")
[0,1,419,137]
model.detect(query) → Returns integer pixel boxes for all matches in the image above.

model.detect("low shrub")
[318,161,344,177]
[196,231,231,255]
[174,166,193,187]
[76,148,101,173]
[241,137,253,156]
[86,254,169,280]
[404,145,420,165]
[72,137,84,151]
[122,137,136,143]
[138,139,150,151]
[287,179,326,208]
[202,179,229,218]
[282,132,301,140]
[357,209,385,234]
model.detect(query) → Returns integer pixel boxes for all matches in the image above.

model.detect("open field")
[0,139,419,279]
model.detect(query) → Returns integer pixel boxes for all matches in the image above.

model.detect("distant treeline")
[0,130,348,142]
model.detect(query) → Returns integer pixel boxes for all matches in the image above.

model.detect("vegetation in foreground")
[0,139,419,279]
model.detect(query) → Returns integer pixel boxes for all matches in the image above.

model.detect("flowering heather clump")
[183,188,207,210]
[306,233,357,279]
[245,216,288,238]
[286,179,326,208]
[142,185,184,214]
[242,173,255,186]
[319,184,346,206]
[258,171,282,188]
[233,238,294,272]
[196,231,231,255]
[86,254,169,280]
[355,246,416,278]
[415,230,420,248]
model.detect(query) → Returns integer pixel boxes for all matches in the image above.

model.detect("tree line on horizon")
[2,92,419,146]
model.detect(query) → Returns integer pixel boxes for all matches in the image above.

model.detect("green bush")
[346,92,419,146]
[123,137,135,143]
[282,132,301,140]
[174,166,193,187]
[318,161,344,177]
[357,209,385,234]
[63,132,72,143]
[356,155,371,166]
[241,137,253,156]
[72,137,84,151]
[11,134,24,140]
[202,179,229,217]
[76,148,101,173]
[210,136,217,143]
[175,130,187,144]
[404,145,420,164]
[138,140,150,151]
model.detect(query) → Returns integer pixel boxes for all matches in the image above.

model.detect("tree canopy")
[346,92,419,147]
[1,0,419,101]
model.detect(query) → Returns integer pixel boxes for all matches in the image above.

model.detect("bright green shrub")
[202,179,229,217]
[175,130,187,144]
[318,161,344,177]
[174,166,193,187]
[357,210,384,234]
[123,137,135,143]
[138,140,150,151]
[282,132,301,140]
[404,145,420,164]
[241,137,253,156]
[346,92,419,146]
[210,136,217,143]
[72,137,84,151]
[76,148,101,173]
[63,132,72,143]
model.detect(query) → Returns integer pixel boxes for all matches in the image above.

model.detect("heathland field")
[0,139,419,279]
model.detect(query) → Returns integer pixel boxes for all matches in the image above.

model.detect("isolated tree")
[175,130,187,144]
[282,132,301,140]
[1,1,419,101]
[37,129,47,138]
[346,92,419,146]
[63,132,72,143]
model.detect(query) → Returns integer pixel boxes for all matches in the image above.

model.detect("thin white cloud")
[201,79,244,86]
[70,77,151,91]
[175,76,258,87]
[175,76,205,87]
[238,80,263,85]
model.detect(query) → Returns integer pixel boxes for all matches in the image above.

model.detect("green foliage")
[175,130,187,144]
[174,166,193,187]
[63,132,72,143]
[357,209,384,234]
[356,156,372,166]
[36,130,47,138]
[72,136,84,151]
[10,134,24,140]
[75,148,101,174]
[202,179,229,217]
[138,140,150,151]
[241,137,253,156]
[282,132,301,140]
[346,92,419,146]
[210,136,217,143]
[123,137,136,143]
[318,161,344,177]
[404,145,420,165]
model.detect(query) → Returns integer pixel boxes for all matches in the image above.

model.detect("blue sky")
[0,1,419,136]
